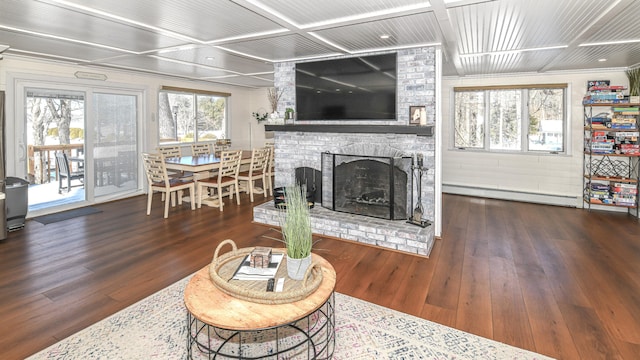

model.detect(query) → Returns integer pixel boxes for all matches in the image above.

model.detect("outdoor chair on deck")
[55,151,84,194]
[197,149,242,211]
[142,152,196,219]
[237,147,269,202]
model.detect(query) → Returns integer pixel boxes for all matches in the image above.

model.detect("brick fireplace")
[253,126,435,256]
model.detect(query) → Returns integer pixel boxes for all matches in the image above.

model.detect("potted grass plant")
[278,184,313,280]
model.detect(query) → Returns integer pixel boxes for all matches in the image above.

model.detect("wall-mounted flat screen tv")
[295,53,397,121]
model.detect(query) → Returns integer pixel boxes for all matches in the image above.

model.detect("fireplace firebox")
[321,152,412,220]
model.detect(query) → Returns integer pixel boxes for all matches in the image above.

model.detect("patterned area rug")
[27,276,553,359]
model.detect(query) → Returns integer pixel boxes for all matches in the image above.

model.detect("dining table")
[164,150,253,207]
[164,150,252,173]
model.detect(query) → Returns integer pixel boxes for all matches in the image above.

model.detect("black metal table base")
[187,293,335,359]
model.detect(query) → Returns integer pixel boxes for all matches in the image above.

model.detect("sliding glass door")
[13,76,143,215]
[92,93,137,198]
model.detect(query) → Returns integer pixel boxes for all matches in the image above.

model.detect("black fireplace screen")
[321,152,412,220]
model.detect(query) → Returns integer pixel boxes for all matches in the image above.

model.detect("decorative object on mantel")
[627,67,640,103]
[409,105,427,126]
[267,87,284,118]
[408,153,431,228]
[284,107,295,123]
[277,184,314,280]
[252,111,269,123]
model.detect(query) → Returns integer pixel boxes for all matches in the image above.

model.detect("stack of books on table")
[231,253,284,281]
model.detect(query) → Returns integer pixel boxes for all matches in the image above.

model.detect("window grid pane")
[527,89,565,152]
[196,95,226,142]
[159,91,227,145]
[454,91,485,148]
[489,90,522,151]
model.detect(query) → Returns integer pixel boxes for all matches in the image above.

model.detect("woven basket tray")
[209,239,323,304]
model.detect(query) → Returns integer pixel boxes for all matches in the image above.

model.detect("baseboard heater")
[442,184,580,208]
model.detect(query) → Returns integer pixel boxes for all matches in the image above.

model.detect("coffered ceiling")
[1,0,639,88]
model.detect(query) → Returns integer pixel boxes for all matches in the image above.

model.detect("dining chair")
[215,138,231,151]
[141,152,196,219]
[191,143,212,156]
[157,145,182,158]
[264,143,275,196]
[190,143,215,179]
[197,149,242,211]
[55,151,84,193]
[236,147,269,202]
[157,144,193,182]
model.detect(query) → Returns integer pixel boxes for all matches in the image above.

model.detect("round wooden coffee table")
[184,253,336,359]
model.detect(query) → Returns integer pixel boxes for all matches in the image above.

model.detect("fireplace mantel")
[264,124,434,136]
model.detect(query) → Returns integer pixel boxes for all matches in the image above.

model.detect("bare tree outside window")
[196,95,225,141]
[489,90,521,151]
[159,91,227,144]
[453,86,566,154]
[454,91,484,148]
[26,91,84,184]
[528,89,564,152]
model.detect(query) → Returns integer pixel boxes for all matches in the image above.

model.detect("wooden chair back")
[248,147,269,176]
[265,144,275,172]
[191,143,212,156]
[217,150,242,181]
[142,152,170,187]
[158,145,182,158]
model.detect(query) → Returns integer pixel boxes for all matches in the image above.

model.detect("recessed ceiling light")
[380,34,390,39]
[598,58,607,62]
[206,56,215,60]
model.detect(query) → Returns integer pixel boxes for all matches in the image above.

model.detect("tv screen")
[295,53,397,121]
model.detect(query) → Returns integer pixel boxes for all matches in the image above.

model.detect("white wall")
[441,70,629,207]
[0,55,272,176]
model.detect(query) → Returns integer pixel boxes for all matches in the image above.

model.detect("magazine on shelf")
[231,253,284,281]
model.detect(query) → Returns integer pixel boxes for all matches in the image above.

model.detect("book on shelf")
[587,80,610,89]
[231,253,284,281]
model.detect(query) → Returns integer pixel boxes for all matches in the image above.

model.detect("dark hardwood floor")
[1,193,640,359]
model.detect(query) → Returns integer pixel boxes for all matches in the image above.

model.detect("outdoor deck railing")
[28,144,84,184]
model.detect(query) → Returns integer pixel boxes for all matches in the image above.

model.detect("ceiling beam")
[430,0,465,77]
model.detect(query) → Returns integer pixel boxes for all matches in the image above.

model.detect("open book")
[231,253,284,281]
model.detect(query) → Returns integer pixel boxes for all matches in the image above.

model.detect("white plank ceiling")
[1,0,639,88]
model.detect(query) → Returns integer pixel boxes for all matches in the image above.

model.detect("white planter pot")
[286,254,312,281]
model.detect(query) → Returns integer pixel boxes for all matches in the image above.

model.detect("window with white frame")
[454,84,567,153]
[158,86,230,144]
